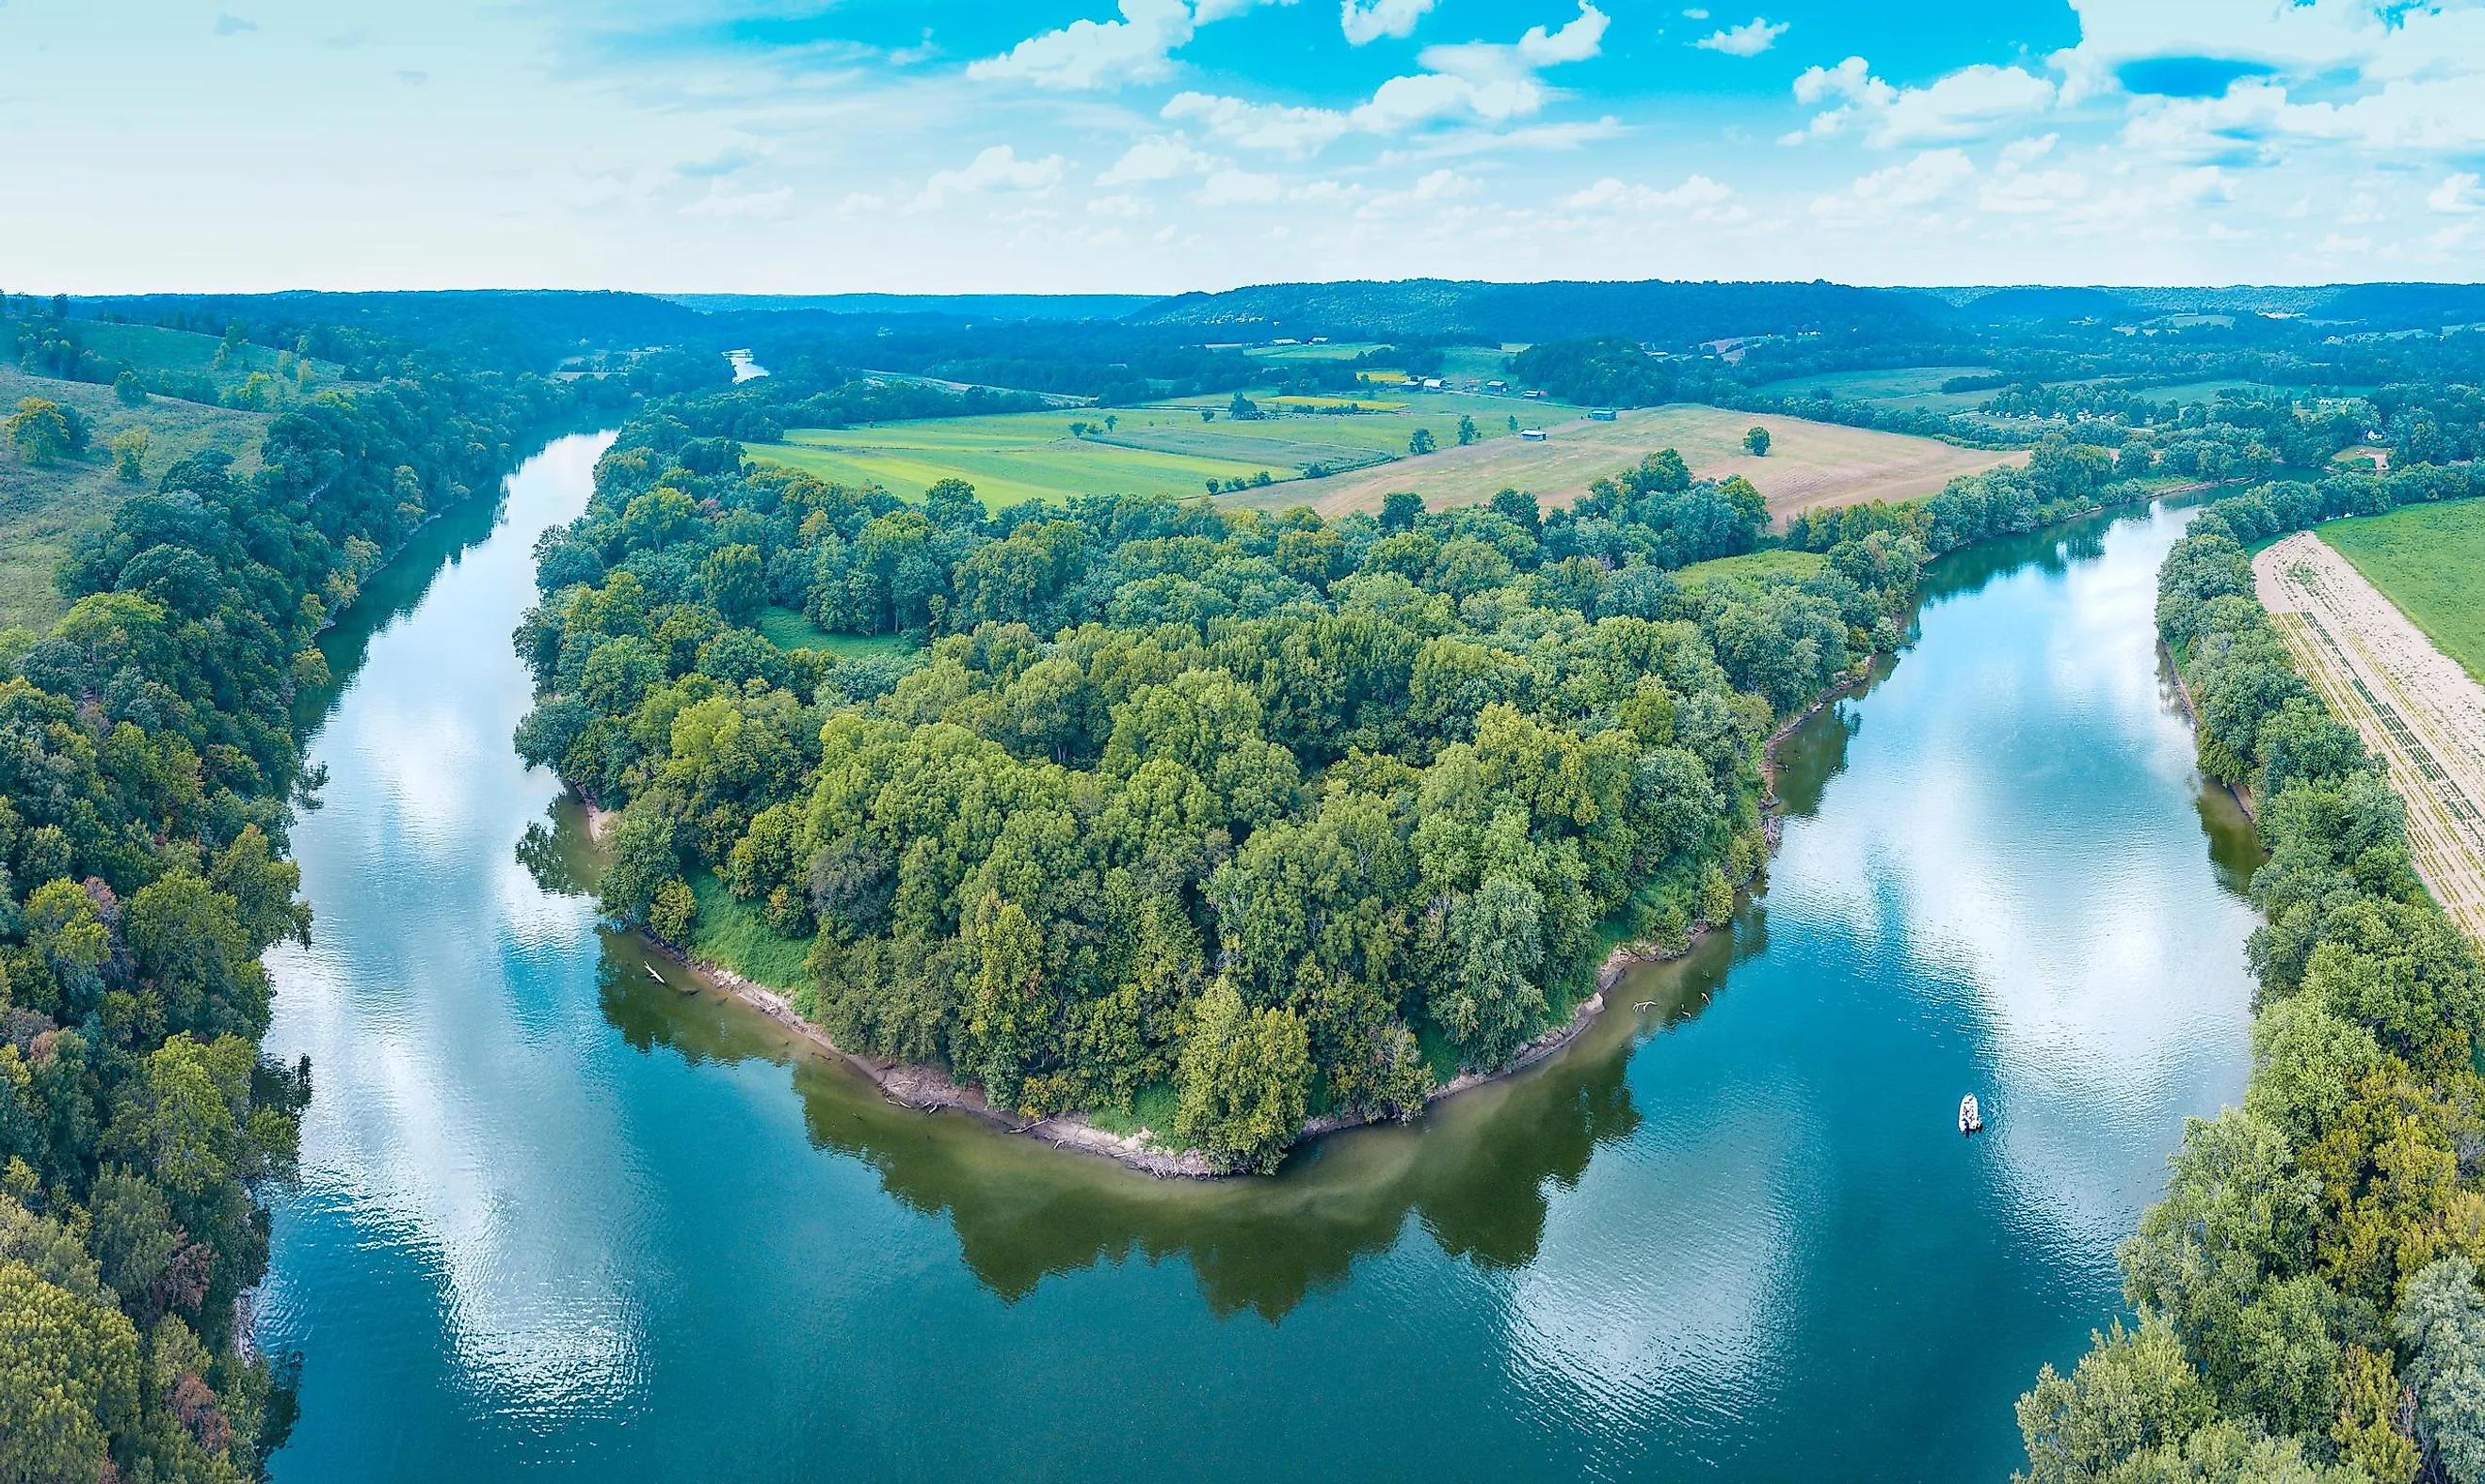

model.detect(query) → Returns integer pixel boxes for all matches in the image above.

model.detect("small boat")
[1960,1094,1984,1135]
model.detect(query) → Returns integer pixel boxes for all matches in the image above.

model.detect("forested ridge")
[509,386,1976,1172]
[0,337,601,1480]
[2012,471,2485,1483]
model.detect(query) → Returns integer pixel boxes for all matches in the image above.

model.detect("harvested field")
[1220,404,2023,524]
[2255,531,2485,947]
[2317,499,2485,682]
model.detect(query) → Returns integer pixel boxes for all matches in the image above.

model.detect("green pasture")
[750,395,1558,508]
[1756,366,2000,414]
[2317,499,2485,681]
[1676,549,1827,585]
[755,606,917,659]
[685,871,814,995]
[0,365,271,631]
[74,321,345,393]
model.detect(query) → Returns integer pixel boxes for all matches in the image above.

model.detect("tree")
[1174,981,1310,1174]
[1228,393,1261,421]
[1743,425,1772,456]
[1381,490,1424,532]
[2397,1257,2485,1482]
[0,1258,140,1484]
[1198,407,1216,423]
[1409,427,1437,455]
[649,879,697,944]
[113,370,147,407]
[5,399,72,465]
[2016,1315,2213,1484]
[702,543,766,623]
[110,426,148,485]
[600,810,681,925]
[1457,415,1477,446]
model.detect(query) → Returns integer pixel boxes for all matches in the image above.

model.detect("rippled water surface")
[259,439,2261,1481]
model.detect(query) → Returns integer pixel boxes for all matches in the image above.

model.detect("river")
[255,434,2262,1481]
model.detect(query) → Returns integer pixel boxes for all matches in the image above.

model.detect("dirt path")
[2255,532,2485,948]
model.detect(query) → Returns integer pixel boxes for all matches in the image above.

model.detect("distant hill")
[72,290,712,372]
[669,293,1165,322]
[2312,282,2485,328]
[1127,278,1947,348]
[1956,286,2135,322]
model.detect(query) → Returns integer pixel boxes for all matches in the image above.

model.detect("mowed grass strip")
[1223,404,2024,524]
[2317,498,2485,682]
[0,366,271,631]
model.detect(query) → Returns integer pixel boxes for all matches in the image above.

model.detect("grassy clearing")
[749,395,1556,509]
[0,366,270,630]
[1756,365,1999,415]
[756,605,917,659]
[754,407,1288,506]
[1223,403,2023,524]
[73,321,347,393]
[1677,549,1827,585]
[2317,499,2485,681]
[1082,1082,1181,1139]
[686,871,814,994]
[1243,342,1379,362]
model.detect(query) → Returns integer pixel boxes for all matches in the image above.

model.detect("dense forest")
[0,314,607,1479]
[508,384,1976,1171]
[2012,467,2485,1482]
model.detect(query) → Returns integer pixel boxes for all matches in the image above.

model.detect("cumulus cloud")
[1693,17,1788,56]
[908,145,1066,212]
[2430,172,2482,214]
[1789,56,2056,148]
[1199,168,1287,204]
[1812,148,1977,221]
[1162,91,1353,154]
[1563,174,1744,222]
[968,0,1194,89]
[1341,0,1435,45]
[1098,136,1218,185]
[1344,4,1605,133]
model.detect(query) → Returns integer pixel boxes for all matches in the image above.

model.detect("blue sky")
[5,1,2484,292]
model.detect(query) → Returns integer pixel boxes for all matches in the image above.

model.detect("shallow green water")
[258,438,2261,1481]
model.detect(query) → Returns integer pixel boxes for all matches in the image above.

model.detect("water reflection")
[264,463,2268,1484]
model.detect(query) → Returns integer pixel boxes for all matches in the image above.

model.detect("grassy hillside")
[2317,498,2485,680]
[0,366,270,631]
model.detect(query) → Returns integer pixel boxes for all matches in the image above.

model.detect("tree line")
[0,341,593,1480]
[511,398,1933,1173]
[2012,473,2485,1483]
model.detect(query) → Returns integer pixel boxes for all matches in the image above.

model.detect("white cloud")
[1341,0,1435,45]
[1097,135,1218,185]
[907,145,1066,212]
[1518,4,1611,65]
[968,0,1194,89]
[1353,71,1546,131]
[1790,56,2055,148]
[1194,0,1295,21]
[1162,91,1353,154]
[1814,148,1977,220]
[1564,174,1741,222]
[1694,17,1788,57]
[2430,172,2482,214]
[681,183,793,218]
[1087,193,1156,217]
[1199,168,1286,204]
[1356,167,1483,216]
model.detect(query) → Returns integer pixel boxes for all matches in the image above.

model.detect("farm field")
[2256,532,2485,948]
[749,396,1547,506]
[755,605,916,659]
[1756,365,2000,414]
[1222,404,2025,522]
[0,365,270,630]
[2313,500,2485,682]
[754,408,1288,506]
